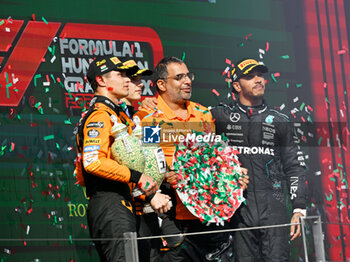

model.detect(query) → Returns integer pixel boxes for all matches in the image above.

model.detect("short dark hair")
[89,71,114,92]
[154,56,184,93]
[89,79,98,92]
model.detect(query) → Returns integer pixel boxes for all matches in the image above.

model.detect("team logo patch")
[86,122,104,128]
[230,112,240,122]
[84,145,100,152]
[143,125,161,143]
[88,129,100,138]
[110,56,121,65]
[85,139,101,145]
[100,64,108,72]
[238,59,257,70]
[265,115,275,123]
[96,59,106,66]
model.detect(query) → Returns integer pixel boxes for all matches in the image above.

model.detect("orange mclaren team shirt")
[136,95,215,220]
[74,102,137,187]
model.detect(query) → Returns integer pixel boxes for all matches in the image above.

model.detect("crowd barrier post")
[301,216,326,262]
[123,232,139,262]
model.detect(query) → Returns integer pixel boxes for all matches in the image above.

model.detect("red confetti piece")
[245,33,252,40]
[265,41,270,52]
[211,89,220,96]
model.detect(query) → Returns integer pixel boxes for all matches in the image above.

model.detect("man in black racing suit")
[211,58,307,262]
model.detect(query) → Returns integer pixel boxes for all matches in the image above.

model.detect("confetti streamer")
[34,74,41,87]
[211,89,220,96]
[280,55,290,59]
[245,33,252,40]
[43,135,55,141]
[42,17,48,24]
[181,52,186,61]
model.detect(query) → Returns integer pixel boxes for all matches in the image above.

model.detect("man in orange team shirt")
[136,56,249,262]
[74,56,169,262]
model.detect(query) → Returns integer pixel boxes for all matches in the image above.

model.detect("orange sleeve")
[74,156,85,186]
[82,110,132,183]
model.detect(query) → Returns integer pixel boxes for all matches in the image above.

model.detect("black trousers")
[137,212,162,262]
[161,218,231,262]
[87,192,137,262]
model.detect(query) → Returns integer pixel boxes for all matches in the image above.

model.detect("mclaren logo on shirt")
[232,146,274,156]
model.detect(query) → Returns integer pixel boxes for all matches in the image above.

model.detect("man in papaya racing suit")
[73,55,170,262]
[211,58,307,262]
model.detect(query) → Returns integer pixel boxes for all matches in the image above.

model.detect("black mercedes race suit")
[211,100,307,262]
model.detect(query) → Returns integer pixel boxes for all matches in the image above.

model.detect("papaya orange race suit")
[74,95,142,262]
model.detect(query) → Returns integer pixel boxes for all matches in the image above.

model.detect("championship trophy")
[110,118,170,213]
[174,132,245,224]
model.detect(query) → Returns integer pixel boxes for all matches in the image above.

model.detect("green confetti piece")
[50,74,56,83]
[271,74,277,83]
[67,89,73,99]
[237,42,244,47]
[59,81,64,88]
[280,55,290,59]
[17,114,21,120]
[43,135,55,141]
[34,74,41,87]
[42,17,48,24]
[286,83,289,88]
[337,163,343,168]
[48,46,52,53]
[318,137,323,145]
[6,86,9,98]
[5,72,9,83]
[325,193,332,201]
[181,51,185,61]
[330,177,336,182]
[325,97,330,104]
[0,20,4,26]
[300,102,305,111]
[69,235,73,244]
[45,88,49,93]
[307,116,312,122]
[56,143,60,150]
[296,83,303,88]
[64,119,72,125]
[159,120,165,126]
